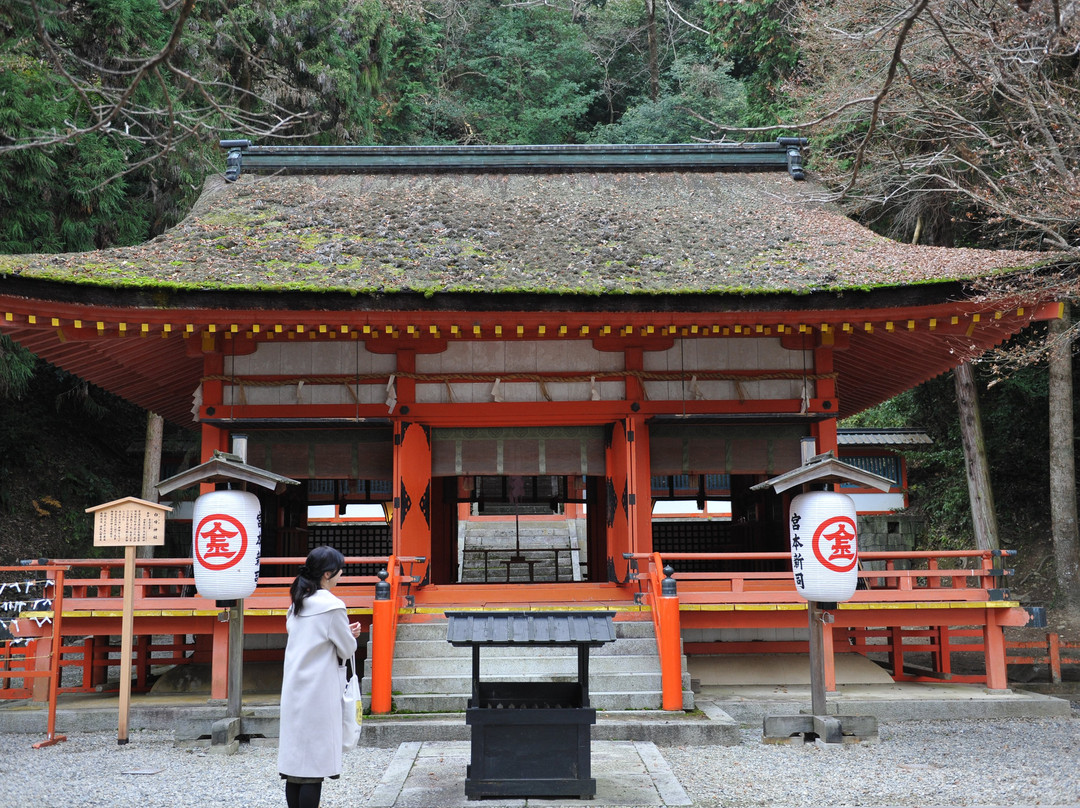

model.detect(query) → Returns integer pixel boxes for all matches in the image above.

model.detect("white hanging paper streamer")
[590,376,600,401]
[191,383,203,422]
[689,375,705,400]
[491,379,503,403]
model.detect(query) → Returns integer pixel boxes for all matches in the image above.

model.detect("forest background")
[1,0,1079,618]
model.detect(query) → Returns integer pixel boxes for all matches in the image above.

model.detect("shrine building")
[0,142,1066,710]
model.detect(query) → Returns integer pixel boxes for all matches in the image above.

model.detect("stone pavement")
[369,740,692,808]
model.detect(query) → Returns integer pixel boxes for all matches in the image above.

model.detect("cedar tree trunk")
[137,411,164,559]
[955,361,999,551]
[1049,304,1080,606]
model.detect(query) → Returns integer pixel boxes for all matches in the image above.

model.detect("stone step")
[390,636,661,659]
[389,619,656,641]
[382,655,661,678]
[462,527,573,537]
[365,690,683,714]
[363,617,694,711]
[362,671,666,696]
[463,522,573,530]
[459,558,576,575]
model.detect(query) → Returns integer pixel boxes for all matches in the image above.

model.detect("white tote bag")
[342,654,363,752]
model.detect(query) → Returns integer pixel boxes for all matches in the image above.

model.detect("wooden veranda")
[4,545,1040,713]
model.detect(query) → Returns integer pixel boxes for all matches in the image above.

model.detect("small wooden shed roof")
[445,611,617,647]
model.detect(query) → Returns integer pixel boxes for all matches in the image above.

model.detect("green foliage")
[703,0,798,127]
[589,56,747,143]
[374,14,444,144]
[0,335,35,401]
[429,5,601,144]
[840,390,916,429]
[203,0,397,145]
[0,0,203,250]
[0,56,152,251]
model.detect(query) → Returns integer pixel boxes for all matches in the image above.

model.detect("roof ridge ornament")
[220,140,252,182]
[779,137,806,180]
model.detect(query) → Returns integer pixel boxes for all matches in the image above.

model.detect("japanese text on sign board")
[93,506,166,547]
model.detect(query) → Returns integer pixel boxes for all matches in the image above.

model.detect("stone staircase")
[457,518,584,583]
[362,618,695,712]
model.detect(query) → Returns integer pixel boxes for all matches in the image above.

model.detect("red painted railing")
[625,549,1029,696]
[0,564,70,747]
[633,549,1013,601]
[3,549,1043,715]
[5,556,424,712]
[1006,633,1080,683]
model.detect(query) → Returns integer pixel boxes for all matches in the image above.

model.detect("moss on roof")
[0,170,1060,296]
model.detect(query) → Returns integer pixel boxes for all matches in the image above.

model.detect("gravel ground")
[2,710,1078,808]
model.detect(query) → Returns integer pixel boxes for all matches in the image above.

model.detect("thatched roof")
[0,168,1060,298]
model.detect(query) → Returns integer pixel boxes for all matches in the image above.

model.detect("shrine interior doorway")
[445,474,608,585]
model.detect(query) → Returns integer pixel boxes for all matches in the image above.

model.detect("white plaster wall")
[218,337,818,407]
[223,341,395,406]
[642,338,811,402]
[414,340,625,403]
[415,380,625,403]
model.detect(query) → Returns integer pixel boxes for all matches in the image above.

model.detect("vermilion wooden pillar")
[814,344,838,454]
[627,413,652,557]
[199,345,229,470]
[984,609,1009,690]
[394,420,432,582]
[606,419,633,583]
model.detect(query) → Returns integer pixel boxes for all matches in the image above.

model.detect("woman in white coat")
[278,546,361,808]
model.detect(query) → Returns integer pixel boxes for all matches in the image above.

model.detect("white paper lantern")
[192,490,262,600]
[788,491,859,603]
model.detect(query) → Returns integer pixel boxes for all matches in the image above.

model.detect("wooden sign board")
[87,497,172,547]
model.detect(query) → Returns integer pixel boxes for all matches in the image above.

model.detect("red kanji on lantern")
[195,514,248,571]
[812,516,858,573]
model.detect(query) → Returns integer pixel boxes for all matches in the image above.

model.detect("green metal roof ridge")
[221,139,809,180]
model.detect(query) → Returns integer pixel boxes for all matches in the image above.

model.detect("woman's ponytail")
[289,546,346,614]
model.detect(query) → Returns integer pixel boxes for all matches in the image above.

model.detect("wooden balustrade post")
[210,615,230,701]
[821,610,837,693]
[656,565,683,711]
[370,569,394,714]
[1048,632,1062,684]
[33,566,68,748]
[983,610,1008,691]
